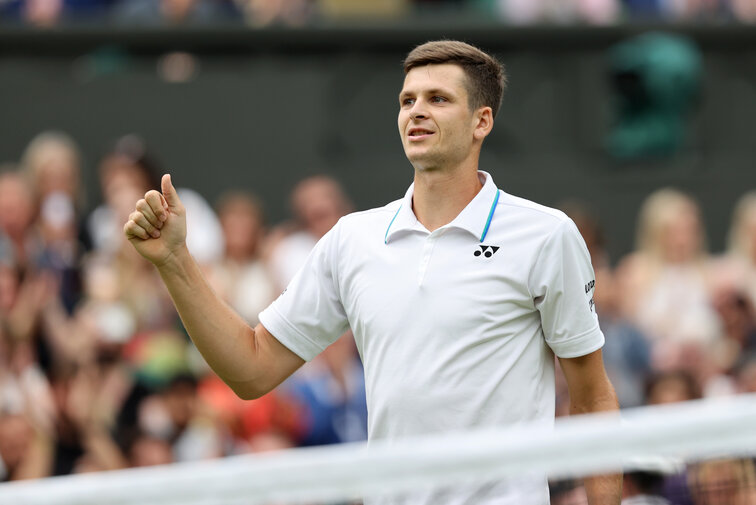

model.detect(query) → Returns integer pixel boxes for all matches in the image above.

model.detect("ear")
[473,106,494,141]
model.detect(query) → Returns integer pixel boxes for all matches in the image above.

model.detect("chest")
[338,229,536,336]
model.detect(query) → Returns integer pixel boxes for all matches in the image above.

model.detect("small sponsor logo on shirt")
[474,245,500,258]
[584,279,595,293]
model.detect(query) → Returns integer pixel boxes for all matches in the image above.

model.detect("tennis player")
[124,40,621,505]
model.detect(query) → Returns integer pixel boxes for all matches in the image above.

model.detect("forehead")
[400,63,468,96]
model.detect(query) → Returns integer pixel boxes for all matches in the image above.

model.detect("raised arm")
[558,349,622,505]
[123,174,304,399]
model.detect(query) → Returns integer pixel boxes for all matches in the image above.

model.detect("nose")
[408,99,427,120]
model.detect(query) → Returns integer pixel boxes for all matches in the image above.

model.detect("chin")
[406,149,434,166]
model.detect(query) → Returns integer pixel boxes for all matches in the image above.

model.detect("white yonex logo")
[474,245,500,258]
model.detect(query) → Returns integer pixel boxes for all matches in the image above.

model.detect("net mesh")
[1,394,755,505]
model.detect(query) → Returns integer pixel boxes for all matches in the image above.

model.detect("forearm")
[156,246,263,392]
[570,383,622,505]
[583,473,622,505]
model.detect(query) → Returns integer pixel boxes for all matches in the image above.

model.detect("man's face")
[398,63,480,172]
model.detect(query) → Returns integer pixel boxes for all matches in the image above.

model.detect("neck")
[412,165,482,232]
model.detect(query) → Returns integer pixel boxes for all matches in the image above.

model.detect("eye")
[401,97,415,107]
[430,95,447,103]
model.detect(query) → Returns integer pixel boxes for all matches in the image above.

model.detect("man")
[124,40,621,504]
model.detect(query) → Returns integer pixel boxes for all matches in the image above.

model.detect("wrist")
[154,244,192,273]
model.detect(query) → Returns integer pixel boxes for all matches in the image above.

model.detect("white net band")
[2,394,755,505]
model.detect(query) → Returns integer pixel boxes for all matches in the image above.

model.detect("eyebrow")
[398,87,456,100]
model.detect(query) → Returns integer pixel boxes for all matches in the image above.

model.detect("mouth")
[407,128,435,141]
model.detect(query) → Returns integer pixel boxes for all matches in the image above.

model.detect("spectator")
[688,459,756,505]
[137,374,223,462]
[282,332,368,446]
[645,370,700,405]
[0,168,38,269]
[46,365,128,475]
[710,289,756,373]
[87,135,224,265]
[615,189,721,374]
[21,131,83,213]
[87,136,161,258]
[126,431,173,467]
[714,191,756,309]
[206,191,276,327]
[268,175,352,291]
[20,132,86,312]
[197,370,305,453]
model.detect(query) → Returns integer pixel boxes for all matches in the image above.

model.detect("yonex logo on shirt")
[474,245,500,258]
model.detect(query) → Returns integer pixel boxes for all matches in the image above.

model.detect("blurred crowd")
[551,191,756,504]
[0,131,366,483]
[1,0,756,28]
[0,131,755,504]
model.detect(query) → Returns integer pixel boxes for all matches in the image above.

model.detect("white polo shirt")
[259,171,604,505]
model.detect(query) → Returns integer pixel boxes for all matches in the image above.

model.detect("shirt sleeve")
[528,218,605,358]
[258,223,349,361]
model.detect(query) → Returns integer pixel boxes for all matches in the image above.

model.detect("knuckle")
[124,221,138,236]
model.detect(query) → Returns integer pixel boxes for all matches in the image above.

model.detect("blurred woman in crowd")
[615,189,721,375]
[20,132,86,313]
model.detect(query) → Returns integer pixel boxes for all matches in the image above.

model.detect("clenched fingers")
[135,199,162,230]
[124,218,150,240]
[128,210,161,239]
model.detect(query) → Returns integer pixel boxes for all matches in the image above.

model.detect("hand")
[123,174,187,267]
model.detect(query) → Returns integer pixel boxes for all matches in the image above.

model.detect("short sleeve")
[529,218,605,358]
[258,224,349,361]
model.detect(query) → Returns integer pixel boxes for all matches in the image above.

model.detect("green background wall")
[1,26,755,262]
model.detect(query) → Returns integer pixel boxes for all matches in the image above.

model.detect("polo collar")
[385,171,501,244]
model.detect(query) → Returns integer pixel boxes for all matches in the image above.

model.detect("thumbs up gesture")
[124,174,188,267]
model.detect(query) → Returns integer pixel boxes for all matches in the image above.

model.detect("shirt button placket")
[418,230,443,286]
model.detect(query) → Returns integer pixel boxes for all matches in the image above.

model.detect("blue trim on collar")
[480,190,500,242]
[384,205,402,244]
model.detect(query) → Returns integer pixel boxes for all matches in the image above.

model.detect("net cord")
[1,393,755,505]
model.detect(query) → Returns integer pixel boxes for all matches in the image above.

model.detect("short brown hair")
[403,40,507,118]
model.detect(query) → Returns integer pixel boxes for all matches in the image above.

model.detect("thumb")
[161,174,181,210]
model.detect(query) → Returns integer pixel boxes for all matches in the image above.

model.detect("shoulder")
[497,192,571,226]
[493,192,576,243]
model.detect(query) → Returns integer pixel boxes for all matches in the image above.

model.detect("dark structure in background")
[607,32,701,160]
[1,25,755,262]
